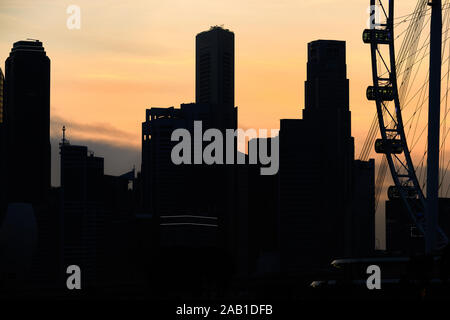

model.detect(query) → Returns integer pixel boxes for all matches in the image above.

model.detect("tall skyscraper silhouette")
[196,26,235,109]
[140,28,241,294]
[279,40,374,272]
[4,40,51,206]
[305,40,349,111]
[142,26,238,238]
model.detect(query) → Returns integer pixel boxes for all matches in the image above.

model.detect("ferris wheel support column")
[426,0,442,254]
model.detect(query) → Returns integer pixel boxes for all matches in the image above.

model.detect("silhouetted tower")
[305,40,349,108]
[196,26,235,111]
[279,40,357,272]
[4,40,51,206]
[304,40,350,131]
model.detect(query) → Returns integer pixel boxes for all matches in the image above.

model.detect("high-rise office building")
[141,105,220,248]
[196,26,235,109]
[305,40,349,112]
[4,40,51,206]
[142,27,239,243]
[195,26,237,132]
[195,27,239,265]
[141,28,242,288]
[1,42,54,291]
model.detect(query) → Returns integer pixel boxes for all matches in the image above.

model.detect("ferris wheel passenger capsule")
[375,138,403,154]
[387,186,418,200]
[366,86,394,101]
[362,29,392,44]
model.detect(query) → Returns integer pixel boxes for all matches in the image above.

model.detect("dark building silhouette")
[386,198,450,255]
[28,186,61,293]
[140,27,243,297]
[140,105,234,296]
[141,26,239,249]
[196,26,235,108]
[278,40,374,273]
[0,68,5,214]
[3,40,51,206]
[58,129,139,292]
[141,104,234,248]
[0,68,4,124]
[351,159,375,257]
[141,106,221,248]
[305,40,349,111]
[0,32,382,299]
[195,26,237,131]
[59,134,105,288]
[141,107,185,218]
[247,137,279,275]
[0,42,59,294]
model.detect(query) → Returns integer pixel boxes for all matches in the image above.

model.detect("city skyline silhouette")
[0,27,379,299]
[0,2,429,253]
[2,0,450,304]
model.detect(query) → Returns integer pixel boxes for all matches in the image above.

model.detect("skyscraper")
[305,40,349,112]
[278,40,374,273]
[140,28,242,289]
[142,27,239,238]
[196,26,235,109]
[4,40,51,206]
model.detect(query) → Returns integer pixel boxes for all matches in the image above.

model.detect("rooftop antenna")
[60,125,70,146]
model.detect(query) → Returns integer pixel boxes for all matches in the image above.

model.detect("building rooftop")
[197,25,233,36]
[11,40,45,53]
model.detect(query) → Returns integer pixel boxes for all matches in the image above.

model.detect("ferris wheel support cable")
[404,55,450,132]
[366,0,449,250]
[409,81,450,151]
[363,1,450,224]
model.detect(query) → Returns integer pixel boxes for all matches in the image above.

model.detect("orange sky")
[0,0,403,151]
[0,0,444,248]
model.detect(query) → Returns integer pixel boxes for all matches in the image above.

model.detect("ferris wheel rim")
[367,0,449,249]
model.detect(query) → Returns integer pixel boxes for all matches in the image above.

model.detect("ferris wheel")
[362,0,450,253]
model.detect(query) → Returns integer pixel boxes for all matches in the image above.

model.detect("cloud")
[50,115,140,150]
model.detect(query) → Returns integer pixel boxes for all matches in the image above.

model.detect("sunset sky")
[0,0,415,149]
[0,0,443,247]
